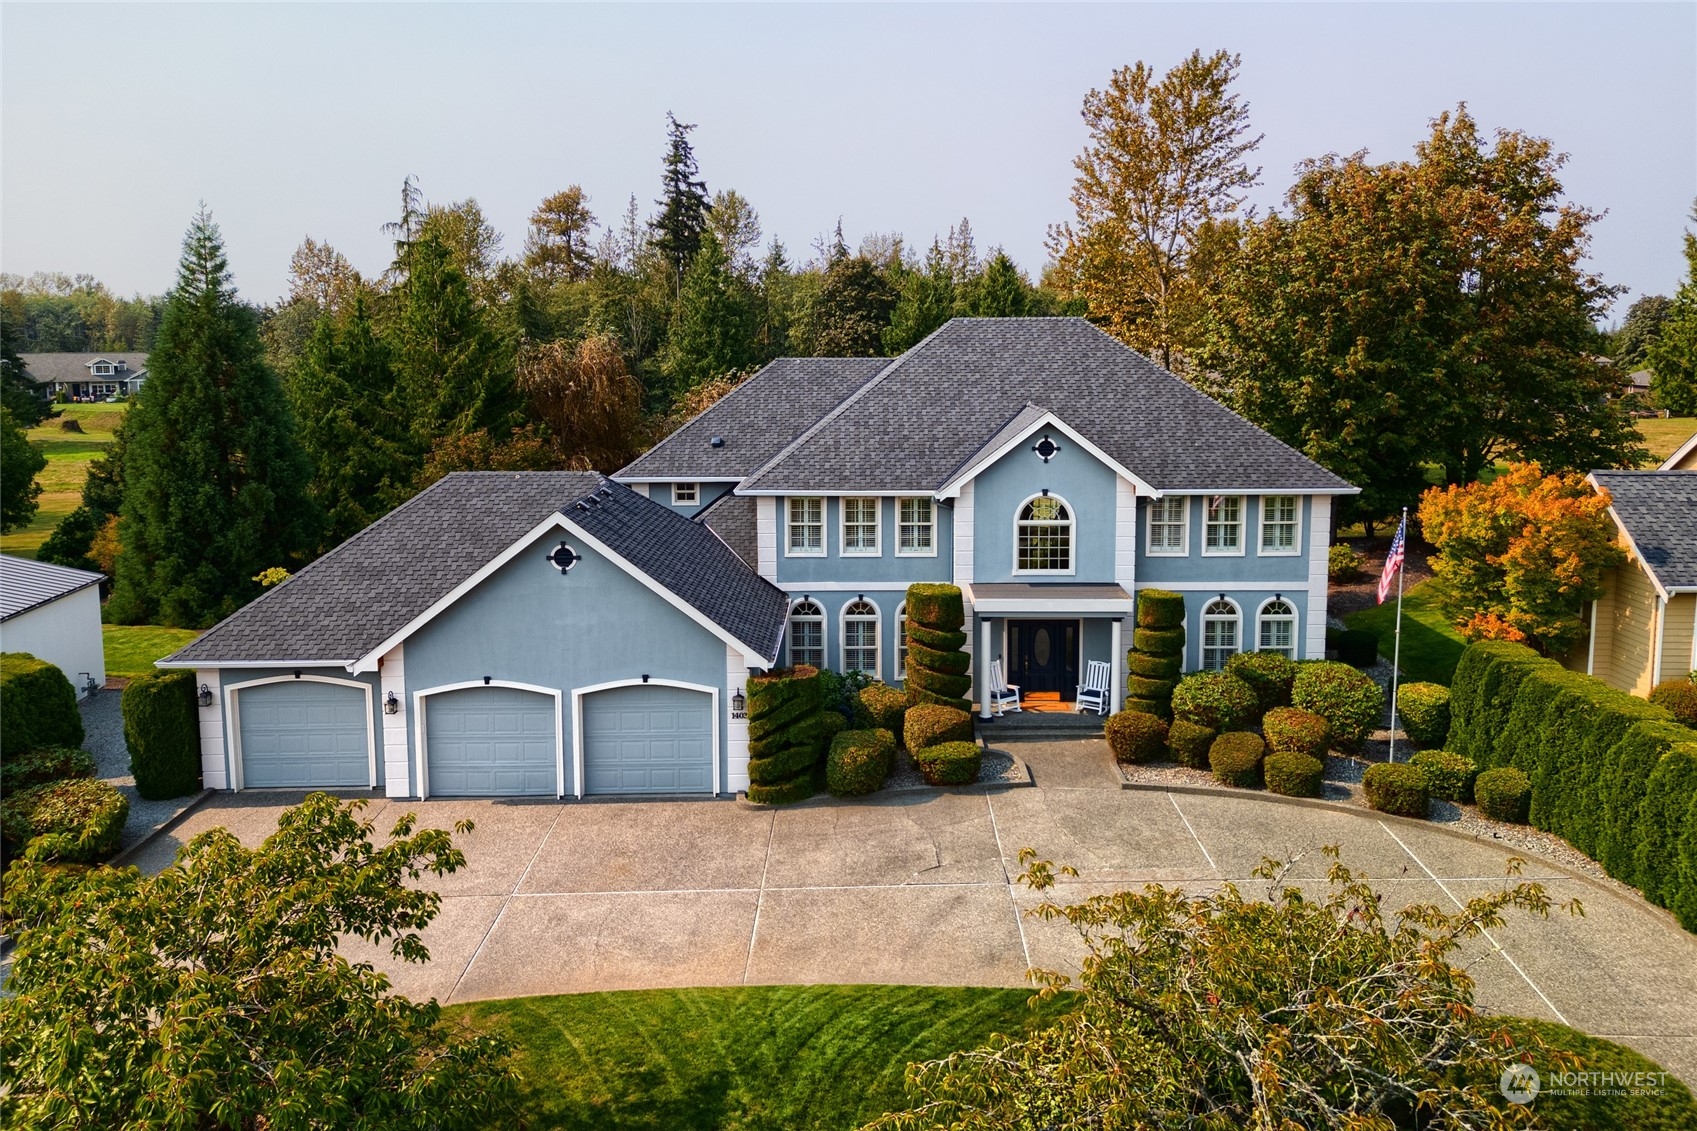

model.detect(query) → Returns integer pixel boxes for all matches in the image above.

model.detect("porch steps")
[975,710,1106,739]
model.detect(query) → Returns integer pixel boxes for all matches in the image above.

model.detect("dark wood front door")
[1008,620,1078,697]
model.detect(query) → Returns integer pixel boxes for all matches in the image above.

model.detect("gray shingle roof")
[1592,471,1697,593]
[162,472,786,667]
[0,554,104,621]
[617,357,888,481]
[695,492,759,570]
[18,353,148,385]
[740,318,1355,494]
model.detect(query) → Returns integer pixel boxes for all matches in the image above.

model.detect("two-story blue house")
[163,318,1354,800]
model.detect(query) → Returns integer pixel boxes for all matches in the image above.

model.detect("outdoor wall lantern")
[197,683,214,708]
[547,541,582,574]
[1032,434,1061,462]
[731,688,746,713]
[384,691,400,715]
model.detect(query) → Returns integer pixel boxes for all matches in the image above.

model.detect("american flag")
[1378,513,1408,605]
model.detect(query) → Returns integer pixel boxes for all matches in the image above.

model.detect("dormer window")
[673,483,698,506]
[91,362,114,376]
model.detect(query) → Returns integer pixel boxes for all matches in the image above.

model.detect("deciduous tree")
[516,333,644,470]
[523,186,597,283]
[805,255,897,357]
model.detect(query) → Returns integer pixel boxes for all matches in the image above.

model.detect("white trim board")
[158,659,350,669]
[935,411,1158,500]
[223,674,378,793]
[572,678,721,800]
[412,679,566,801]
[1133,581,1308,592]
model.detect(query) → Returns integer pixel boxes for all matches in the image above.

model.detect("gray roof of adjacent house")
[617,357,889,481]
[731,319,1354,494]
[695,492,759,570]
[1591,471,1697,594]
[0,554,104,621]
[18,352,149,385]
[162,472,787,667]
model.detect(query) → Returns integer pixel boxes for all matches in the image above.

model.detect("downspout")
[1585,599,1598,677]
[1651,595,1667,689]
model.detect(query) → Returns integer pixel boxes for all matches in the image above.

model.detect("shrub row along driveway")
[130,740,1697,1088]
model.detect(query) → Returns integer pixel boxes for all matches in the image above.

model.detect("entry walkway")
[131,740,1697,1086]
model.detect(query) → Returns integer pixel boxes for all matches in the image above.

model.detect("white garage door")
[238,681,370,789]
[425,686,557,797]
[582,684,713,795]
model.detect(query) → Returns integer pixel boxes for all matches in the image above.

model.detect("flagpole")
[1387,506,1408,763]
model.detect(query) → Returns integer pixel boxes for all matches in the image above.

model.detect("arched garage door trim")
[571,679,720,799]
[224,675,377,792]
[412,680,564,800]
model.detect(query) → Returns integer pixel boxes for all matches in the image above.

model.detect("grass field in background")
[0,403,128,559]
[1635,416,1696,464]
[1343,578,1468,686]
[103,625,200,678]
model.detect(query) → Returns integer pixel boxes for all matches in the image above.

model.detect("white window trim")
[895,602,908,679]
[840,496,882,557]
[1200,597,1243,670]
[673,482,699,505]
[1202,495,1246,558]
[788,598,826,668]
[785,497,826,557]
[1257,495,1301,557]
[1145,495,1189,556]
[1256,596,1299,658]
[895,496,938,558]
[1012,492,1076,577]
[840,597,882,679]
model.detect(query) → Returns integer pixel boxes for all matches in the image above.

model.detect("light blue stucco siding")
[400,526,734,797]
[776,497,954,587]
[778,587,911,686]
[970,439,1119,584]
[214,667,384,791]
[1134,495,1313,586]
[654,481,734,517]
[1161,588,1311,672]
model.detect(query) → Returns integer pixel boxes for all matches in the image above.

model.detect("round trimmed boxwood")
[0,777,129,864]
[1209,732,1265,788]
[1475,766,1532,823]
[827,728,896,796]
[916,740,982,786]
[0,652,85,757]
[904,704,973,751]
[1649,677,1697,727]
[1262,707,1331,760]
[1328,543,1366,583]
[1291,662,1385,752]
[0,745,95,792]
[1171,672,1258,733]
[1396,683,1452,748]
[1136,589,1186,629]
[1410,749,1477,803]
[1105,710,1168,764]
[1225,651,1298,714]
[1363,762,1428,818]
[1265,752,1324,798]
[858,683,908,743]
[1126,651,1182,681]
[1132,626,1185,655]
[1168,720,1216,769]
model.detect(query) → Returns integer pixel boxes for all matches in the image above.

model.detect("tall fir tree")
[883,240,956,353]
[0,407,44,532]
[0,308,48,426]
[1647,206,1697,416]
[651,113,712,289]
[108,210,319,627]
[662,232,759,389]
[962,250,1030,317]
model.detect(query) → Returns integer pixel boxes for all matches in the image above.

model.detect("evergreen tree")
[883,240,956,353]
[807,256,897,357]
[1613,294,1672,371]
[962,250,1030,317]
[651,113,711,288]
[107,210,319,628]
[662,232,759,388]
[1648,207,1697,417]
[0,407,44,532]
[1,309,48,426]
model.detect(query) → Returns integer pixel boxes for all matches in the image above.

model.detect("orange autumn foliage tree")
[1418,463,1624,656]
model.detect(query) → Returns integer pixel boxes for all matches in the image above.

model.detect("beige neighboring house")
[0,554,106,698]
[1663,430,1697,471]
[1576,471,1696,696]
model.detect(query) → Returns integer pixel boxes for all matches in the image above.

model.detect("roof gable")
[18,352,149,384]
[1590,471,1697,595]
[0,554,104,621]
[935,403,1156,499]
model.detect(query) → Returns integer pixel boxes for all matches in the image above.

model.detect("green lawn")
[0,403,128,559]
[104,624,200,678]
[1636,416,1696,464]
[1344,578,1467,686]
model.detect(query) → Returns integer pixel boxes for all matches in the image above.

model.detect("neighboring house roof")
[18,352,149,385]
[1662,429,1697,472]
[0,554,104,621]
[616,357,889,481]
[161,473,787,668]
[736,318,1355,495]
[695,492,759,570]
[1591,471,1697,596]
[1625,369,1654,394]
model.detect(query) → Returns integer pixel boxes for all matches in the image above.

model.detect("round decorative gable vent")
[1032,434,1061,463]
[546,541,582,574]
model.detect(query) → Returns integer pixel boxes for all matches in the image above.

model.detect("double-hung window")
[842,599,879,675]
[1260,495,1299,555]
[1147,496,1188,554]
[1203,496,1244,555]
[788,600,825,668]
[673,482,698,506]
[1201,598,1241,670]
[895,603,908,679]
[787,497,824,556]
[842,497,880,555]
[898,497,934,555]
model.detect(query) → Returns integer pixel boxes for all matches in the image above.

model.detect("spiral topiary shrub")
[746,665,829,804]
[1396,683,1452,748]
[1209,732,1265,788]
[1125,590,1186,718]
[121,668,201,800]
[1225,651,1298,715]
[1474,767,1532,823]
[1136,589,1186,629]
[1126,651,1182,681]
[904,583,971,712]
[0,745,96,792]
[904,703,973,752]
[1410,749,1477,803]
[827,728,896,797]
[0,652,84,757]
[915,740,982,786]
[1292,662,1385,752]
[1168,720,1216,769]
[1171,671,1258,733]
[1262,707,1331,760]
[1363,762,1428,818]
[1105,710,1168,764]
[0,777,129,864]
[1265,752,1324,798]
[1649,677,1697,727]
[859,683,908,744]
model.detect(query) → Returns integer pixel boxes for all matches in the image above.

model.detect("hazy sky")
[3,3,1693,313]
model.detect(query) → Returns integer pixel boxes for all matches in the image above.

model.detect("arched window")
[1257,598,1297,659]
[1015,494,1073,573]
[895,602,908,679]
[788,600,824,669]
[1201,598,1241,670]
[842,599,880,676]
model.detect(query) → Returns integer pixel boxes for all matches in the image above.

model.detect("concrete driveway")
[129,741,1697,1086]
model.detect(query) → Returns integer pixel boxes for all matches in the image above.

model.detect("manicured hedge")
[1135,589,1186,629]
[1474,767,1531,824]
[1208,732,1264,788]
[1170,672,1257,733]
[1131,627,1184,655]
[1104,710,1167,764]
[1265,752,1324,798]
[1447,640,1697,930]
[121,668,202,800]
[1326,627,1379,669]
[1224,651,1297,714]
[1650,677,1697,727]
[0,652,84,757]
[915,740,981,786]
[1126,652,1182,680]
[1291,662,1384,752]
[1167,720,1215,770]
[1363,762,1427,818]
[1410,749,1476,803]
[1396,682,1451,748]
[747,666,829,804]
[904,704,973,751]
[859,683,908,744]
[904,584,970,712]
[1262,707,1330,760]
[827,729,895,797]
[0,777,128,864]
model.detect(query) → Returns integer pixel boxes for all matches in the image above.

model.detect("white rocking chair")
[988,658,1022,715]
[1075,660,1112,716]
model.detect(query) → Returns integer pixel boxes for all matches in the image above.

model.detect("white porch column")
[1110,617,1124,714]
[980,616,994,719]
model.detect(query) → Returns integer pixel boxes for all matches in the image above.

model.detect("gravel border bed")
[80,689,203,852]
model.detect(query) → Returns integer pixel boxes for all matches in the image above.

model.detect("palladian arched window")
[1257,598,1298,659]
[789,599,824,669]
[1016,494,1073,574]
[842,599,880,676]
[1201,598,1241,670]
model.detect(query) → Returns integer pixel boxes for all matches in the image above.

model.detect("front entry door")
[1008,620,1078,697]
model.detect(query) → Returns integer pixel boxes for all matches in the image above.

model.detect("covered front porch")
[964,582,1134,721]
